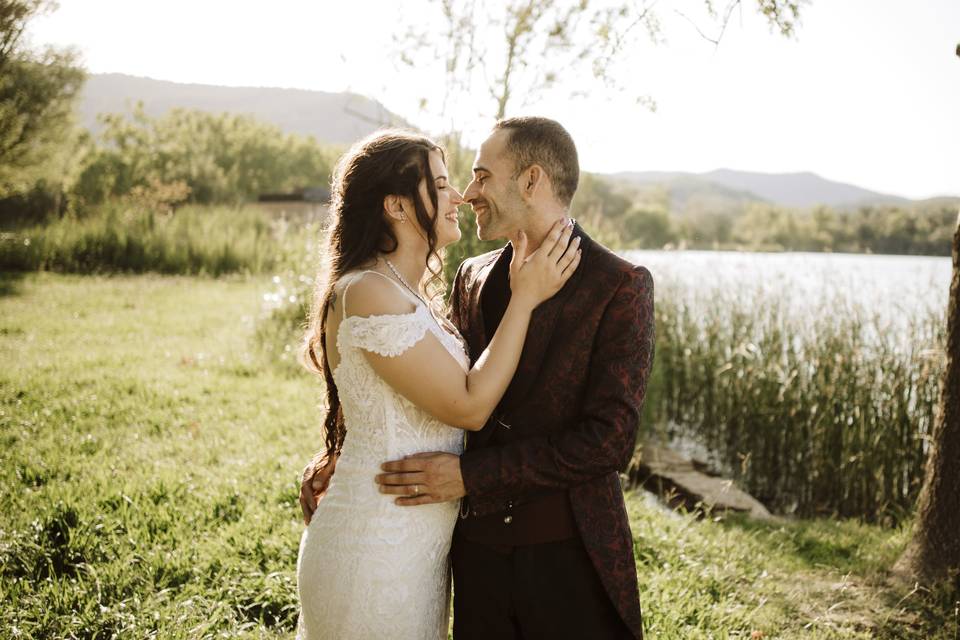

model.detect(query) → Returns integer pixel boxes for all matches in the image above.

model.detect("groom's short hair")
[494,117,579,208]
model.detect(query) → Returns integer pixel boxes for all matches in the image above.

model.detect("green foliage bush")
[0,1,86,202]
[568,173,957,255]
[727,203,957,255]
[73,105,337,208]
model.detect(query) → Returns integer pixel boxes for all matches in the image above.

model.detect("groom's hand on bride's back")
[299,451,337,525]
[376,452,466,506]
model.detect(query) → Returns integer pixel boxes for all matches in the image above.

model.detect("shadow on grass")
[716,512,960,639]
[715,514,871,572]
[0,271,26,297]
[874,577,960,640]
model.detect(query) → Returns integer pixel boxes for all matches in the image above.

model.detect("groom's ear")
[520,164,546,200]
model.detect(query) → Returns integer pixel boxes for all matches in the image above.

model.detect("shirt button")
[503,515,513,524]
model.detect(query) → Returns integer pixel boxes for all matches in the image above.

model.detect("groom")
[303,117,654,639]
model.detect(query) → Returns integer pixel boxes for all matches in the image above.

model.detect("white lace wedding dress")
[296,270,468,639]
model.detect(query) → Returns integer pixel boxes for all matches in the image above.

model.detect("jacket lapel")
[497,223,590,411]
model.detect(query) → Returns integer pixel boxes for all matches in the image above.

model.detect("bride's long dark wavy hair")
[301,130,445,460]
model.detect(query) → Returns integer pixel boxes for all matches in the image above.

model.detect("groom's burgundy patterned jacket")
[449,224,654,640]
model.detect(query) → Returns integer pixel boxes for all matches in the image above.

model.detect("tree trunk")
[894,211,960,583]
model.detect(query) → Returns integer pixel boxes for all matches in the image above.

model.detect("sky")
[26,0,960,200]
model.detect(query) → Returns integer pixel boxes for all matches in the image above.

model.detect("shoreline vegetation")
[0,205,315,276]
[648,281,945,522]
[1,273,955,638]
[1,201,955,277]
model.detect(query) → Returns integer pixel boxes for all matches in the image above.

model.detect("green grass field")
[1,273,955,638]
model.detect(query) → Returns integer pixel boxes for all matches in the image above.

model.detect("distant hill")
[701,169,911,208]
[606,169,947,213]
[606,171,764,216]
[79,73,410,145]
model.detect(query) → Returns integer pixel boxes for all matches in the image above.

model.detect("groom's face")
[463,130,527,241]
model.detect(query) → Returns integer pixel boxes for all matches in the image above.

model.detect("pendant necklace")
[384,258,426,305]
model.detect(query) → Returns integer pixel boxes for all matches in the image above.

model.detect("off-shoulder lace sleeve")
[339,305,433,357]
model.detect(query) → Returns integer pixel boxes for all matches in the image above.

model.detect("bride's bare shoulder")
[338,271,417,320]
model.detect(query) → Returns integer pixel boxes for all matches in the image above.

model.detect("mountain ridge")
[607,168,955,212]
[79,73,410,145]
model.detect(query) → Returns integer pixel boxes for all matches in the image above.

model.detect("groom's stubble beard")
[475,181,528,242]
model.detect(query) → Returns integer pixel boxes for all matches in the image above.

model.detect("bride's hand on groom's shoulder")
[509,218,581,310]
[300,451,337,525]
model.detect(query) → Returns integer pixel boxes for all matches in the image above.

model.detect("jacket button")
[503,515,513,524]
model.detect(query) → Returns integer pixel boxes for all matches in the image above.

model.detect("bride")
[295,130,580,638]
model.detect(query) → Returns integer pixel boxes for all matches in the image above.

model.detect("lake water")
[621,250,953,318]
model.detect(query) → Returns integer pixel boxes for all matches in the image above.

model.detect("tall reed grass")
[0,204,317,276]
[646,281,946,523]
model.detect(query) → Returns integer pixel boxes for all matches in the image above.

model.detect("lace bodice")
[332,270,468,464]
[296,270,468,639]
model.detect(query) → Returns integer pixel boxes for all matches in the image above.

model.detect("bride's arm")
[351,222,580,431]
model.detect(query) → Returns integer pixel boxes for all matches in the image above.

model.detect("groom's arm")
[459,265,654,500]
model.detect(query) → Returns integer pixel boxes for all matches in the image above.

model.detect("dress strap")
[339,270,421,320]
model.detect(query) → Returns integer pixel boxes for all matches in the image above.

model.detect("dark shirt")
[457,248,577,548]
[480,249,511,343]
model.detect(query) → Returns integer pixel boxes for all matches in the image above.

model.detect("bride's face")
[419,150,463,249]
